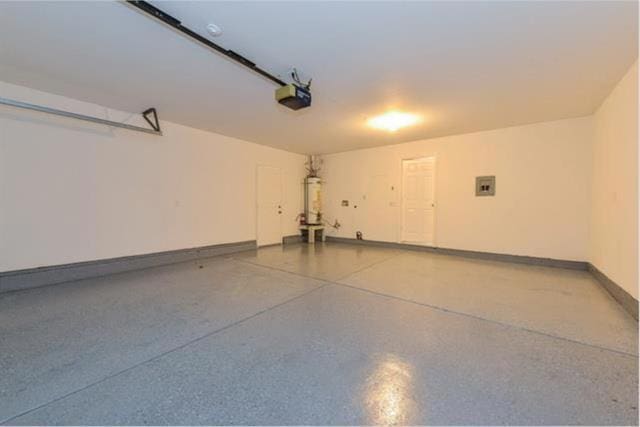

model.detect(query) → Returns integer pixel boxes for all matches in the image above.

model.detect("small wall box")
[476,176,496,196]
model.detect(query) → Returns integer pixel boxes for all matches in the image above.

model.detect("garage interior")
[0,1,638,426]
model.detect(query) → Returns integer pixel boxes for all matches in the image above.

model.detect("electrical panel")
[476,176,496,196]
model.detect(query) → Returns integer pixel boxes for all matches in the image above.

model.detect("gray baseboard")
[588,264,638,321]
[282,234,303,245]
[326,237,640,320]
[0,240,256,294]
[325,236,588,270]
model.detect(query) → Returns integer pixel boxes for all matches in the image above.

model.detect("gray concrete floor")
[0,243,637,425]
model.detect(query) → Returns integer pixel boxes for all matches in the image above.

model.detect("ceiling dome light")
[206,23,222,37]
[367,111,421,132]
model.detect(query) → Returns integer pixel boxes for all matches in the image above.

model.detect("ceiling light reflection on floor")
[363,354,416,425]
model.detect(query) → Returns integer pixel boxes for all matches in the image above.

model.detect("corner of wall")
[589,60,639,301]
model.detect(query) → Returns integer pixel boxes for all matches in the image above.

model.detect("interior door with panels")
[256,165,283,246]
[401,157,436,245]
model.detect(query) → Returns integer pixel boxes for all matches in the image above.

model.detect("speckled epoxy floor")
[1,243,637,425]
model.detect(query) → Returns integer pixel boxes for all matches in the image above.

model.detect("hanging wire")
[291,68,312,90]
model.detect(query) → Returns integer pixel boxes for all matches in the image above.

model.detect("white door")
[364,174,395,242]
[401,157,435,245]
[257,165,283,246]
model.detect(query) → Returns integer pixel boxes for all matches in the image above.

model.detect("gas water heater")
[304,177,322,225]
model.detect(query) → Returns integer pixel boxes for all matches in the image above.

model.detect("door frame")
[256,164,284,247]
[399,155,437,246]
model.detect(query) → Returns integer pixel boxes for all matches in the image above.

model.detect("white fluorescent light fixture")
[367,111,421,132]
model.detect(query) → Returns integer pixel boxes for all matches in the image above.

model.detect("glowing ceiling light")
[367,111,421,132]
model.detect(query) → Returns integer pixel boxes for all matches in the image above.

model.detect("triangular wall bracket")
[142,108,161,132]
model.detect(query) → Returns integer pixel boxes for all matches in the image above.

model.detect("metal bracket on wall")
[142,108,161,132]
[0,96,163,136]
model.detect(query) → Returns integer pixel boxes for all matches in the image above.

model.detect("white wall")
[590,61,638,300]
[0,82,306,272]
[323,117,593,261]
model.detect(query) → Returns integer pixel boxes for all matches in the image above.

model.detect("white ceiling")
[0,1,637,154]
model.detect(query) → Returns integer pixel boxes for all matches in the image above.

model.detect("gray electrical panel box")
[476,176,496,196]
